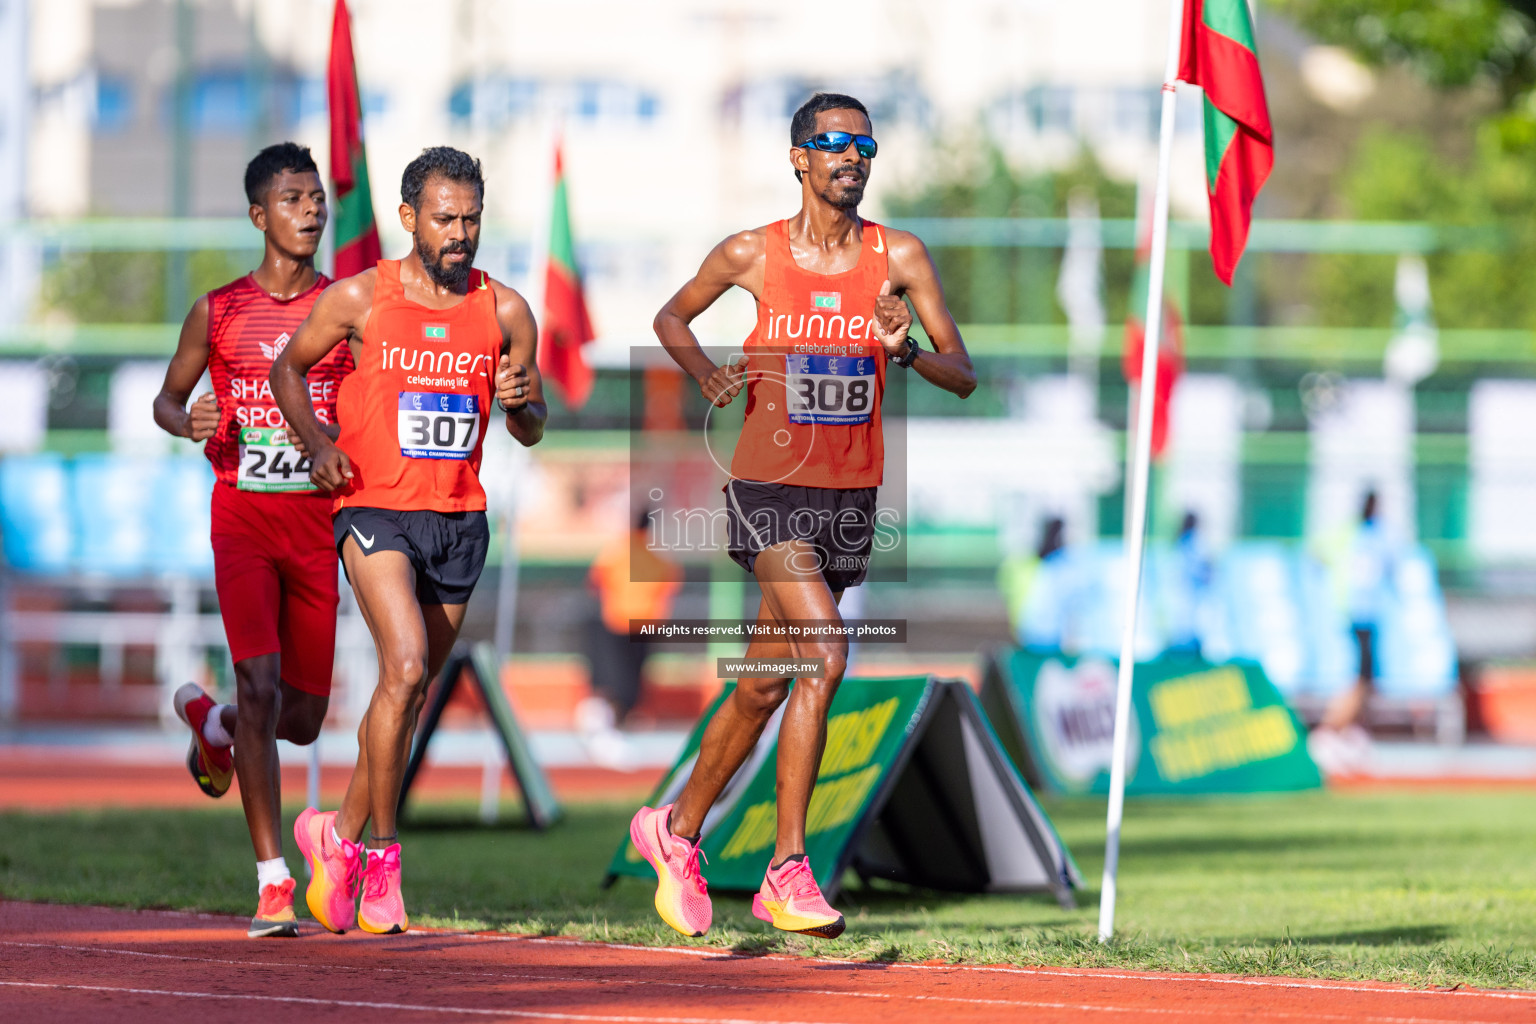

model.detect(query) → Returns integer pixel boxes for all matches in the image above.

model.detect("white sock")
[202,706,235,748]
[332,824,346,848]
[367,847,391,862]
[256,857,290,894]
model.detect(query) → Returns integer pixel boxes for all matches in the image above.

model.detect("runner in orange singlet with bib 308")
[271,147,544,937]
[152,143,353,938]
[631,93,976,940]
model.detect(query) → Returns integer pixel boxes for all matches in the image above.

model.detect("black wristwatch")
[893,337,920,367]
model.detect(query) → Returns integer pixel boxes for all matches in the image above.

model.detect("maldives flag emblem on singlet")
[810,292,841,312]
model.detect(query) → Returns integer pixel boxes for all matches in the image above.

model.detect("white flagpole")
[1098,0,1185,944]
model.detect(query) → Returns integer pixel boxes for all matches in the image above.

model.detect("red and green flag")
[1123,194,1184,460]
[538,144,596,409]
[1178,0,1272,286]
[327,0,380,278]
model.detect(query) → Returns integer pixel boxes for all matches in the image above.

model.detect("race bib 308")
[786,354,876,426]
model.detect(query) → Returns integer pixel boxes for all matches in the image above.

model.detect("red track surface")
[0,749,663,811]
[1,901,1532,1024]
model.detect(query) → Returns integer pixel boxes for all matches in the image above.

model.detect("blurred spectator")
[1163,510,1214,654]
[998,516,1076,651]
[1310,490,1394,770]
[576,508,682,767]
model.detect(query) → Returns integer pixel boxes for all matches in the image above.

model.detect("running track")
[2,902,1533,1024]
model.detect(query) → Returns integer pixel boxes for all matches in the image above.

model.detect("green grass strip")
[2,791,1532,989]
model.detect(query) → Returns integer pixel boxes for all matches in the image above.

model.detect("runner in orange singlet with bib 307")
[631,94,976,940]
[152,143,353,938]
[271,147,544,937]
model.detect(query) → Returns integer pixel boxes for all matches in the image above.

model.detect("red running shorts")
[210,482,339,696]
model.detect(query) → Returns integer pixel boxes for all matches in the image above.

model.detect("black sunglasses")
[797,131,878,159]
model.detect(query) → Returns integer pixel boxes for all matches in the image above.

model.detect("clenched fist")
[699,355,748,408]
[871,279,912,356]
[496,354,530,412]
[308,442,354,491]
[185,392,221,442]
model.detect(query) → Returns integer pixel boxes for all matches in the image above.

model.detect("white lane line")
[476,935,1536,1004]
[0,940,1518,1024]
[877,962,1536,1003]
[0,977,1515,1024]
[6,908,1532,1006]
[0,981,848,1024]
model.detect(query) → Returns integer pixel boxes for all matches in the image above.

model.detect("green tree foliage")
[1272,1,1536,329]
[38,250,252,324]
[1270,0,1536,146]
[1270,0,1536,97]
[883,149,1136,324]
[1310,127,1536,329]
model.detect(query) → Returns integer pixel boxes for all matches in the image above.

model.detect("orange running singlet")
[730,219,888,489]
[204,274,353,491]
[332,260,503,514]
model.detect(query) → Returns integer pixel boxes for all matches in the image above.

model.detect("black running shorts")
[724,480,878,590]
[334,506,490,606]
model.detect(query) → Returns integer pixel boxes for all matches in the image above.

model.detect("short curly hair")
[789,93,870,182]
[401,146,485,211]
[244,142,318,205]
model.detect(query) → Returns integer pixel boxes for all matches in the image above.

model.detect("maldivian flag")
[1122,196,1184,460]
[1178,0,1273,286]
[327,0,380,278]
[538,144,596,409]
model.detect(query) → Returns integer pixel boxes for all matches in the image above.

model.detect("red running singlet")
[205,274,353,492]
[730,219,889,489]
[332,260,504,514]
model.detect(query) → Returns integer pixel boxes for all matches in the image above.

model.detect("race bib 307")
[397,391,480,460]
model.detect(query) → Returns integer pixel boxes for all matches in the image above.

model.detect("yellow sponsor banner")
[819,697,900,777]
[1148,666,1252,729]
[1149,705,1300,783]
[721,764,885,861]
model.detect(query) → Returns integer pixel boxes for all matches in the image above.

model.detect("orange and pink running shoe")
[629,803,711,937]
[293,807,362,934]
[358,843,409,935]
[172,683,232,798]
[752,855,845,938]
[249,877,299,938]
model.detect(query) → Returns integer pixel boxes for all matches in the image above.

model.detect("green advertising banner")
[607,675,932,893]
[607,675,1079,906]
[982,649,1321,797]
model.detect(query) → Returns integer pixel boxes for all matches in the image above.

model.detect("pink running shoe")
[293,807,362,934]
[628,803,711,937]
[752,856,845,938]
[357,844,409,935]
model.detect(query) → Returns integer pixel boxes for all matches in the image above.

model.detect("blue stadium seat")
[1294,552,1358,697]
[151,457,215,576]
[0,454,74,574]
[1217,543,1309,696]
[1074,541,1164,661]
[1374,547,1458,697]
[72,453,158,576]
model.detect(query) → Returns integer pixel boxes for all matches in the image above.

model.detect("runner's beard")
[417,235,476,290]
[820,170,867,210]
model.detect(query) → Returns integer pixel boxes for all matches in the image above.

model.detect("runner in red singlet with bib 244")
[631,93,976,941]
[152,143,353,938]
[271,146,544,937]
